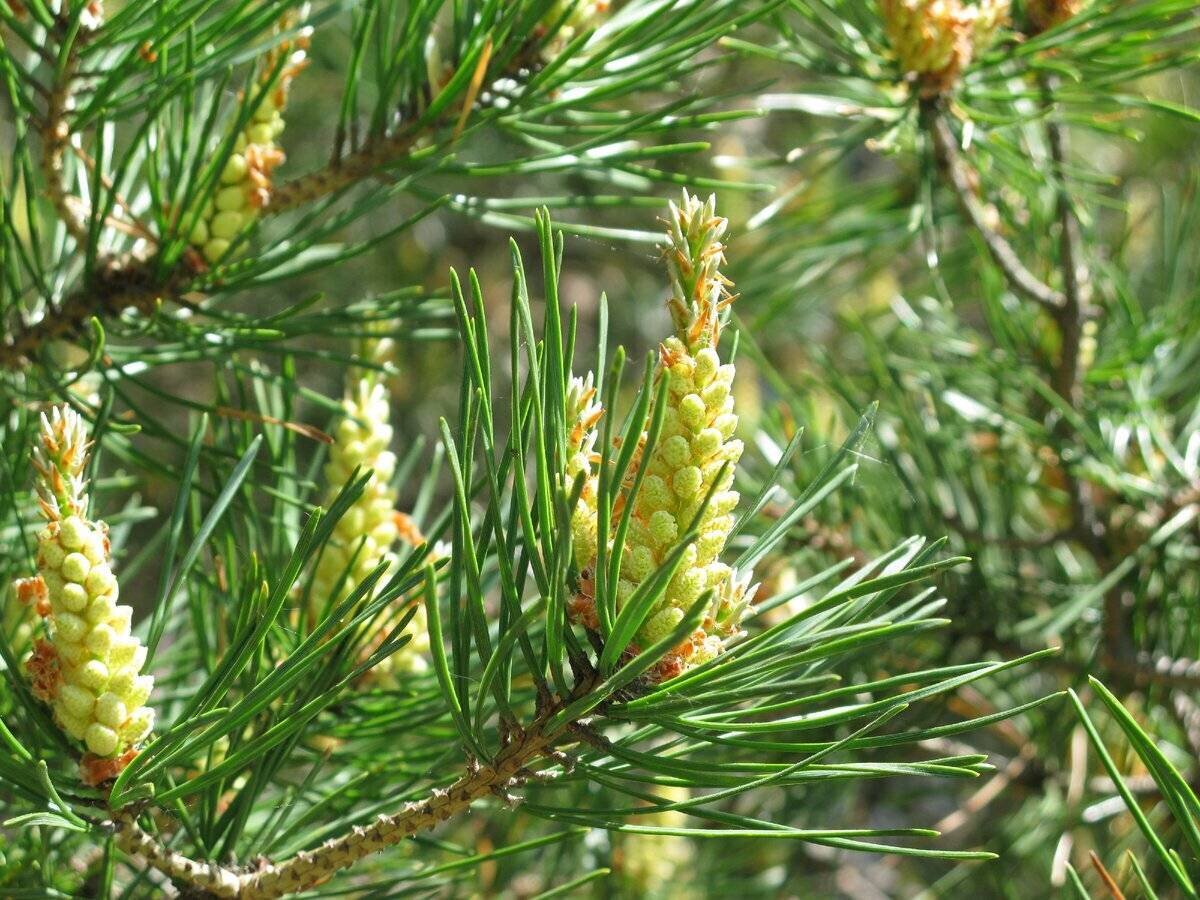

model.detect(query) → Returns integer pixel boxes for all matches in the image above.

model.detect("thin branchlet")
[111,674,602,898]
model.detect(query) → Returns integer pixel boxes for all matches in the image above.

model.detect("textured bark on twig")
[0,257,169,369]
[111,813,243,897]
[41,27,89,243]
[239,722,557,897]
[110,676,597,897]
[263,128,424,213]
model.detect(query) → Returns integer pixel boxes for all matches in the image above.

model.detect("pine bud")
[24,407,154,783]
[880,0,1010,95]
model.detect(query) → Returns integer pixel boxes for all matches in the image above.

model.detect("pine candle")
[22,407,154,784]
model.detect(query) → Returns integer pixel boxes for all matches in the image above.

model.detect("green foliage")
[0,0,1197,896]
[726,0,1200,893]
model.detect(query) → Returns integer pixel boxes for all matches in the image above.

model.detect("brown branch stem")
[0,257,169,369]
[110,812,243,897]
[110,676,597,898]
[1035,82,1121,679]
[1044,114,1089,408]
[265,126,425,214]
[926,110,1066,312]
[41,41,90,243]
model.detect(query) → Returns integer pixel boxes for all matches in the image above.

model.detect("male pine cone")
[22,407,154,783]
[879,0,1009,95]
[570,193,756,681]
[186,8,310,264]
[311,339,429,679]
[313,373,401,605]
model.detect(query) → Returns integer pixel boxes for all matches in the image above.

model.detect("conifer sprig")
[0,210,1048,896]
[663,191,736,351]
[0,0,776,384]
[726,0,1200,889]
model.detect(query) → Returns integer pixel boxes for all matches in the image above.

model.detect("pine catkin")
[311,338,428,680]
[879,0,1009,95]
[569,192,757,681]
[313,376,401,606]
[22,406,154,784]
[186,6,311,264]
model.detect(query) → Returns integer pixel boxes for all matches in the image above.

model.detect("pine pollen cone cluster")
[879,0,1009,95]
[186,8,311,265]
[20,407,154,785]
[569,192,757,682]
[312,341,429,680]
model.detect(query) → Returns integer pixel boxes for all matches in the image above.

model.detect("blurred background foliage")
[2,0,1199,897]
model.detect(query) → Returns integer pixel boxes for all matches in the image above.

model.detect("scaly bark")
[110,676,598,897]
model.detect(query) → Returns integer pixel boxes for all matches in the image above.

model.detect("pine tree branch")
[926,110,1066,313]
[2,43,504,369]
[265,34,506,215]
[238,719,559,897]
[110,812,244,897]
[1033,79,1116,661]
[927,103,1106,559]
[109,674,600,898]
[41,22,90,243]
[0,256,168,369]
[264,127,425,214]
